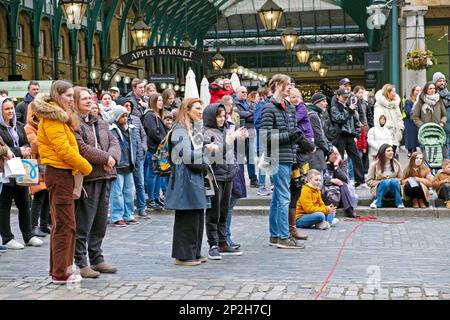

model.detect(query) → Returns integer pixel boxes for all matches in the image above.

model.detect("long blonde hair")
[176,98,203,133]
[50,80,78,128]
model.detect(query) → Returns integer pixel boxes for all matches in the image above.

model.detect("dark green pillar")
[390,2,400,90]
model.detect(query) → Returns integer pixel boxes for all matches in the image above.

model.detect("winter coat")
[401,166,432,202]
[366,125,393,158]
[129,114,147,160]
[202,103,238,182]
[15,92,33,124]
[165,123,210,210]
[307,103,333,171]
[75,114,121,182]
[432,170,450,196]
[260,97,299,164]
[142,109,168,154]
[209,83,234,104]
[235,99,255,129]
[403,99,418,150]
[126,91,147,120]
[412,96,447,128]
[32,93,92,176]
[330,101,361,138]
[109,122,139,173]
[357,98,374,132]
[0,136,9,172]
[24,107,46,195]
[437,87,450,135]
[294,101,314,140]
[296,182,331,219]
[373,90,404,146]
[366,159,402,197]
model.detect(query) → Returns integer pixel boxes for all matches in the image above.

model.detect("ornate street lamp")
[182,33,194,48]
[59,0,88,30]
[280,21,298,50]
[130,15,151,48]
[237,65,245,75]
[257,0,283,31]
[318,65,328,77]
[309,55,322,72]
[296,40,310,63]
[211,48,225,70]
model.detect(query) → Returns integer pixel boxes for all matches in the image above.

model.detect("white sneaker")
[370,200,377,209]
[315,221,330,230]
[331,218,339,227]
[6,239,25,250]
[398,203,405,209]
[26,236,43,247]
[52,274,82,285]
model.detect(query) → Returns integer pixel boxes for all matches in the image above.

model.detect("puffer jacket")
[373,90,404,146]
[75,114,121,182]
[209,83,234,104]
[307,103,333,171]
[260,97,298,163]
[129,114,147,160]
[109,122,139,172]
[330,101,361,138]
[31,93,92,176]
[142,109,168,154]
[202,103,238,182]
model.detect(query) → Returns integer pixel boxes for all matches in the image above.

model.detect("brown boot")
[91,262,118,273]
[446,201,450,209]
[80,266,100,278]
[289,208,308,240]
[418,199,426,208]
[412,198,419,208]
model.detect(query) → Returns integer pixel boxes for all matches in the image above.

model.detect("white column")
[401,6,428,97]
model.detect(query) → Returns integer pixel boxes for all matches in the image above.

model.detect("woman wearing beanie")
[32,80,92,285]
[413,81,447,128]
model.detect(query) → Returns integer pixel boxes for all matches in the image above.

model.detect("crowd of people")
[0,69,449,283]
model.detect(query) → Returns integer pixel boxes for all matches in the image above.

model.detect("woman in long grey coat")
[73,87,121,278]
[165,98,218,266]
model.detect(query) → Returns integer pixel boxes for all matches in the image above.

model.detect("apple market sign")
[119,46,202,65]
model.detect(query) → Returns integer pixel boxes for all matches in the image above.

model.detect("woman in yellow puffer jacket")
[32,80,92,285]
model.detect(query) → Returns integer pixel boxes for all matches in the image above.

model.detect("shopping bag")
[16,158,39,186]
[4,157,26,178]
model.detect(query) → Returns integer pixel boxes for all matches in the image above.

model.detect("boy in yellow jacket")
[296,169,338,230]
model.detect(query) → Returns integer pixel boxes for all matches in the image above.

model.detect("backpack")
[152,129,173,176]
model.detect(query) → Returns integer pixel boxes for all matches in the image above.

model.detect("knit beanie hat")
[432,72,446,84]
[110,105,128,123]
[310,92,327,105]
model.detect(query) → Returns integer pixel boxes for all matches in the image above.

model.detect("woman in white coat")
[373,84,404,155]
[367,114,393,165]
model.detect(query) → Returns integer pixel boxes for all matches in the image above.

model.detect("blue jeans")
[133,158,146,213]
[110,172,135,223]
[226,196,238,242]
[258,169,266,187]
[376,179,403,207]
[246,137,257,182]
[348,156,354,180]
[144,151,161,201]
[296,212,335,228]
[269,163,292,239]
[160,176,168,195]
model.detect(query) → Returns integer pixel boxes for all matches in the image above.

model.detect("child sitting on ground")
[296,169,338,230]
[432,159,450,209]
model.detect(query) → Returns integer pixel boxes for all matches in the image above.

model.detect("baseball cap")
[336,88,350,97]
[339,78,352,86]
[109,87,120,94]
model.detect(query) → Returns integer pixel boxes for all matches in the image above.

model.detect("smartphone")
[350,96,357,105]
[239,118,246,128]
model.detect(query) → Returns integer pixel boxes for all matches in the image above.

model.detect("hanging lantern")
[130,16,151,48]
[309,55,322,72]
[182,33,194,48]
[211,48,225,70]
[237,65,245,75]
[60,0,88,30]
[318,66,328,77]
[257,0,283,31]
[229,62,240,74]
[280,21,298,50]
[296,41,310,63]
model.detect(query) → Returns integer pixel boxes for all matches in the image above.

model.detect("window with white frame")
[17,25,23,52]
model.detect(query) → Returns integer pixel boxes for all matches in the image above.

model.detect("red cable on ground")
[313,214,408,300]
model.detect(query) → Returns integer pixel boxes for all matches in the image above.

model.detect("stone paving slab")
[1,215,450,300]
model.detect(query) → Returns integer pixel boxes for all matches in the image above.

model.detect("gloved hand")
[288,128,302,141]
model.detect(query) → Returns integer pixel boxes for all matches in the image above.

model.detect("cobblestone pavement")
[1,214,450,300]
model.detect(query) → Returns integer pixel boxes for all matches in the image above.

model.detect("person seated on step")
[432,159,450,209]
[367,144,405,209]
[401,151,432,208]
[295,169,338,230]
[323,147,359,218]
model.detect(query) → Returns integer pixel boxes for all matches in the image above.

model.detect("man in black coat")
[15,81,40,124]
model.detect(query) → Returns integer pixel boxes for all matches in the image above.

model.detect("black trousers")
[439,183,450,201]
[172,209,204,260]
[335,135,365,185]
[404,181,425,200]
[0,184,33,244]
[206,181,233,247]
[74,179,111,268]
[31,190,50,228]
